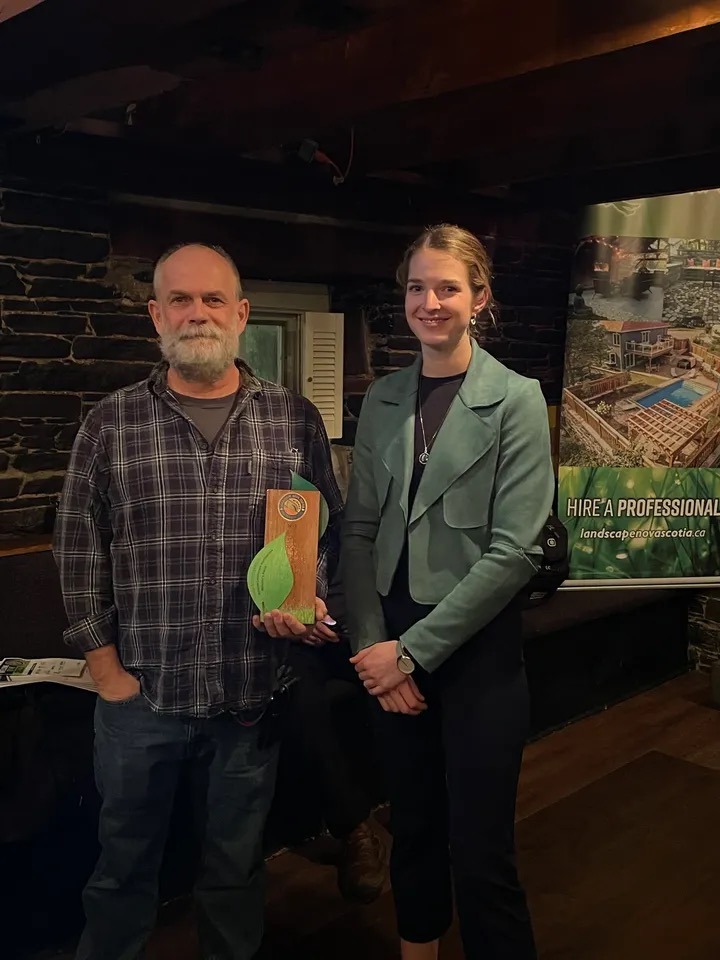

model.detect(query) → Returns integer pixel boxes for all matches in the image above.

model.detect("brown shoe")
[337,819,388,904]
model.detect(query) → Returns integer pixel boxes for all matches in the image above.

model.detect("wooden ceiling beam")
[0,0,243,98]
[11,29,719,198]
[0,131,504,232]
[109,201,404,282]
[342,26,720,181]
[453,108,719,199]
[0,1,46,25]
[135,0,720,151]
[14,30,717,198]
[522,150,720,207]
[0,0,418,121]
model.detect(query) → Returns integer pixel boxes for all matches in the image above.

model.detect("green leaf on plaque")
[290,471,329,538]
[284,605,316,626]
[247,532,294,615]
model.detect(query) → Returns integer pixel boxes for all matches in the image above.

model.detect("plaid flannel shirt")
[53,360,343,717]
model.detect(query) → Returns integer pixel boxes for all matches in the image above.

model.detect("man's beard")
[159,324,238,383]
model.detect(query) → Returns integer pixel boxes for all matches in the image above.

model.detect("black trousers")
[286,639,373,838]
[375,603,537,959]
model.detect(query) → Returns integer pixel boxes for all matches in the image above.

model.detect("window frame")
[239,280,331,391]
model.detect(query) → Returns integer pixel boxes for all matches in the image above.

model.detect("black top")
[382,372,465,638]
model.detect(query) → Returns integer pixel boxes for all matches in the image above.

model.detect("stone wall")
[0,181,574,536]
[688,592,720,671]
[0,186,161,535]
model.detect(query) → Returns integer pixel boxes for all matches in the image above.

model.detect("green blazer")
[342,340,555,673]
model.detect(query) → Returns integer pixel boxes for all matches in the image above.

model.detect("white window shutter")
[301,312,344,439]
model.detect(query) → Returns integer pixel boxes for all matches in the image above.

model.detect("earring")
[470,313,477,326]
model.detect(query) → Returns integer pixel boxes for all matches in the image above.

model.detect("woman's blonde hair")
[396,224,495,326]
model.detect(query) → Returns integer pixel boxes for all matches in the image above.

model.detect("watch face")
[398,656,414,675]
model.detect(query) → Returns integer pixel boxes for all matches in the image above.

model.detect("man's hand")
[253,597,336,645]
[96,669,141,703]
[377,678,426,716]
[85,645,141,703]
[304,615,340,648]
[350,640,406,696]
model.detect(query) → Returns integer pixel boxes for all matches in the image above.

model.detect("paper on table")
[0,657,97,692]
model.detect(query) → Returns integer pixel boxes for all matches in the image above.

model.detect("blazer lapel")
[377,359,420,521]
[381,399,415,520]
[371,342,512,525]
[409,342,509,525]
[409,400,495,524]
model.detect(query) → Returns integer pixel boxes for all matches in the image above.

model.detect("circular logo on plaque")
[278,493,307,522]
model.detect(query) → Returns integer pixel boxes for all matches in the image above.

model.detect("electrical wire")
[314,126,354,185]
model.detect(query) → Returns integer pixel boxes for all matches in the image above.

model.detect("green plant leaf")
[290,471,329,538]
[247,532,294,615]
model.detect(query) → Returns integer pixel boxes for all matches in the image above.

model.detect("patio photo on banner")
[558,191,720,588]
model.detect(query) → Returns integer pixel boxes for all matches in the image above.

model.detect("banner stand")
[558,192,720,589]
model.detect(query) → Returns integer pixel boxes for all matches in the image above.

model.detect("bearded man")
[53,243,343,960]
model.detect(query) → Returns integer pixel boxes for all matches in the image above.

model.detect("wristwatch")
[396,640,415,675]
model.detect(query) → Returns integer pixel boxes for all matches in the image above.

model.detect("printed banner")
[558,190,720,587]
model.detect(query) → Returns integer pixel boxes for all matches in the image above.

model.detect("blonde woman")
[342,225,554,959]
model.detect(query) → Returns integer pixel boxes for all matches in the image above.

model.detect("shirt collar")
[148,358,262,398]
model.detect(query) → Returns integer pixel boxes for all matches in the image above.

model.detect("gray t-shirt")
[170,389,238,445]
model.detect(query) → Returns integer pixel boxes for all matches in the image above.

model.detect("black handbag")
[523,513,569,607]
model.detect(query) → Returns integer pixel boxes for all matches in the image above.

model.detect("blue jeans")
[75,693,279,960]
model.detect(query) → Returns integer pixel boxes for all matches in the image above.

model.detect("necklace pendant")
[418,450,430,465]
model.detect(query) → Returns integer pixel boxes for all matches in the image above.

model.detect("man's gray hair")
[152,242,243,298]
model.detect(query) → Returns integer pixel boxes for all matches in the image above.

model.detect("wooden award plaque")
[261,488,320,624]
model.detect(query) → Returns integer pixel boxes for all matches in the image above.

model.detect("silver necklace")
[417,371,466,464]
[417,397,451,465]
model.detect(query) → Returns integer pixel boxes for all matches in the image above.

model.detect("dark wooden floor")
[36,672,720,959]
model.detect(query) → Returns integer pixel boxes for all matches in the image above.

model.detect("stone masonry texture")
[0,182,574,535]
[0,185,157,535]
[688,593,720,671]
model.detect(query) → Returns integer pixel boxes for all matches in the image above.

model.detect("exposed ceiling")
[0,0,45,26]
[2,0,720,205]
